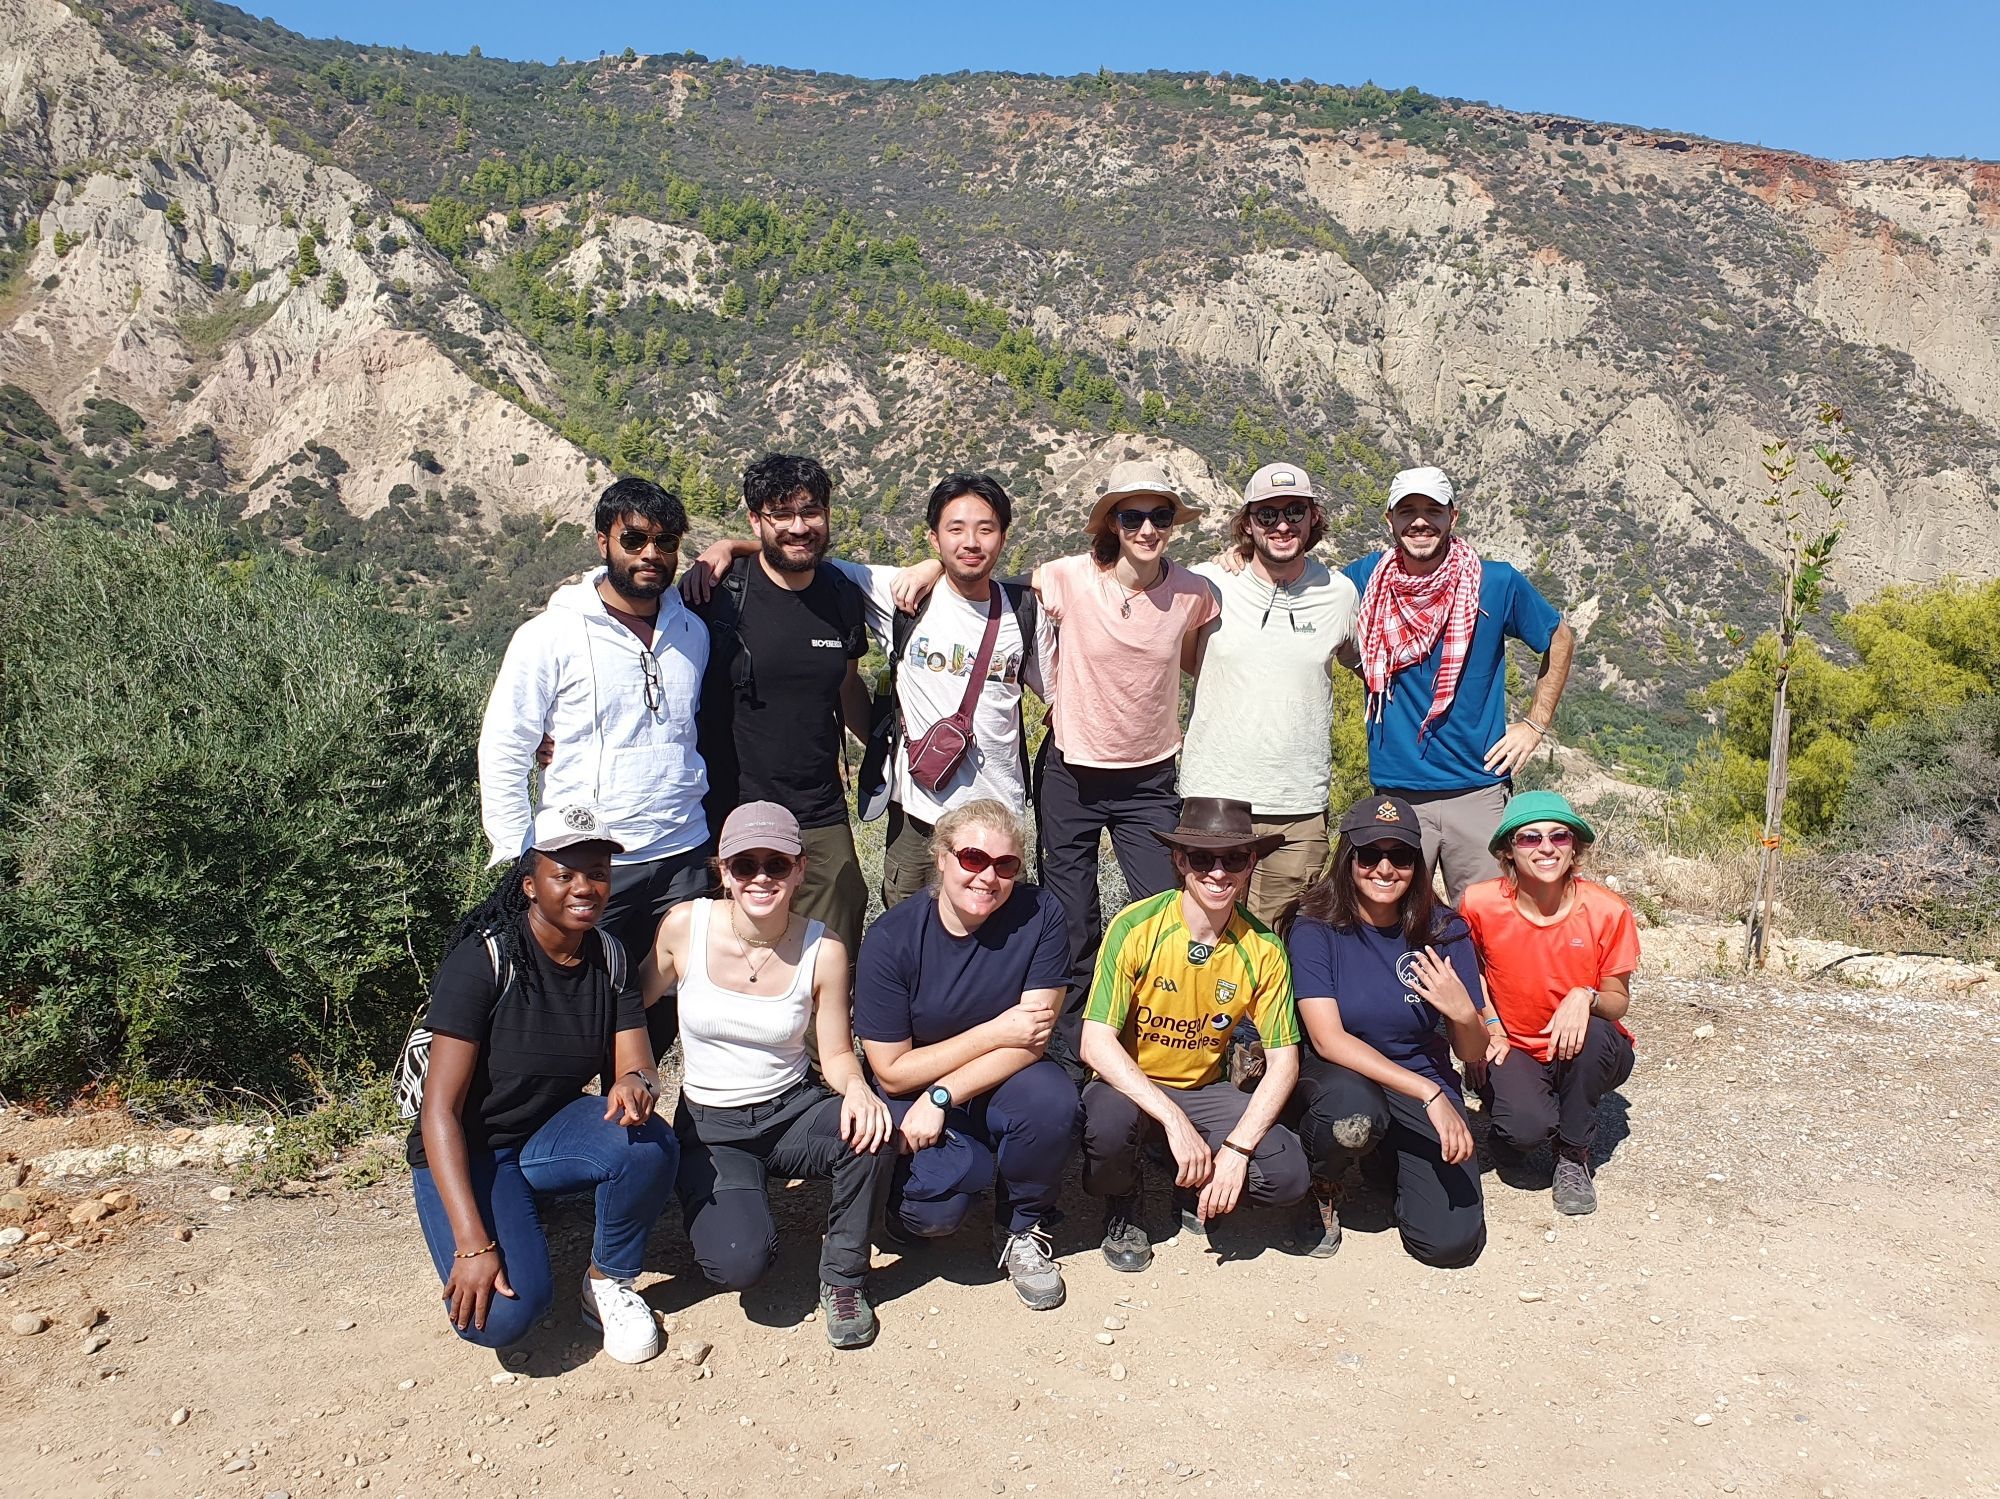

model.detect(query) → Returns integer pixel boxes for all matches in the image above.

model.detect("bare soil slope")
[2,964,1995,1499]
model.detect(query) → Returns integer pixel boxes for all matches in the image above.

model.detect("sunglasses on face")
[952,846,1023,879]
[1511,828,1576,850]
[726,853,797,882]
[1113,505,1176,533]
[1182,847,1254,874]
[1352,842,1419,871]
[616,527,680,555]
[1248,501,1311,529]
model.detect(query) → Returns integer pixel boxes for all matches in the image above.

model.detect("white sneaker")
[580,1270,663,1364]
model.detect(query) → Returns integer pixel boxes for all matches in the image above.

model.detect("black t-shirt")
[697,561,867,829]
[405,920,645,1168]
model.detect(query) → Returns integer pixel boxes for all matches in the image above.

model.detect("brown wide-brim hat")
[1083,458,1204,537]
[1152,797,1285,858]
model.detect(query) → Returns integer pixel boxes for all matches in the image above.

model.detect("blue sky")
[251,1,1997,162]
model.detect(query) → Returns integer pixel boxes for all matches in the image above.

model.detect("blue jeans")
[412,1096,679,1349]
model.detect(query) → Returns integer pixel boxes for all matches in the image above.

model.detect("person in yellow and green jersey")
[1078,798,1309,1272]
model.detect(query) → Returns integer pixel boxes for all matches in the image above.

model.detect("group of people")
[404,450,1638,1365]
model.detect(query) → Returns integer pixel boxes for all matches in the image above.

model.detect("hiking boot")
[1100,1193,1153,1273]
[1297,1176,1343,1259]
[580,1270,663,1364]
[819,1282,879,1350]
[1172,1188,1209,1240]
[994,1222,1066,1311]
[1552,1145,1598,1216]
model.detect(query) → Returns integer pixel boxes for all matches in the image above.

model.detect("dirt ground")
[2,953,1997,1499]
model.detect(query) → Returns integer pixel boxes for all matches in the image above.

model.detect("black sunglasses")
[1248,501,1311,529]
[1181,847,1255,874]
[1113,505,1177,532]
[1352,842,1419,871]
[725,853,797,882]
[616,527,681,554]
[953,846,1023,879]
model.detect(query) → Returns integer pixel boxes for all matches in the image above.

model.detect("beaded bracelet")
[453,1241,497,1259]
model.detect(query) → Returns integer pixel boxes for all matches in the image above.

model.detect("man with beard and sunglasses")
[1343,466,1576,904]
[478,478,711,968]
[684,454,874,957]
[1078,799,1307,1272]
[1184,462,1359,929]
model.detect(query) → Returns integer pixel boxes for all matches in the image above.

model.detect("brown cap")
[1151,797,1285,857]
[717,801,803,858]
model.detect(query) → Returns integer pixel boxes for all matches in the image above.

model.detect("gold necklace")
[730,905,782,982]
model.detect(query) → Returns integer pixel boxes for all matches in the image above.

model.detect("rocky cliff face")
[1,2,1995,736]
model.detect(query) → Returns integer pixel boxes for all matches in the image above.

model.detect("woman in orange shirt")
[1459,791,1636,1216]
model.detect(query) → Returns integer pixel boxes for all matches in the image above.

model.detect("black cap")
[1336,794,1423,851]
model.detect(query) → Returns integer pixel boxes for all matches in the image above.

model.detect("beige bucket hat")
[1083,458,1205,536]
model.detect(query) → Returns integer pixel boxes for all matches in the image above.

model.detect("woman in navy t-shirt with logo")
[1284,794,1503,1266]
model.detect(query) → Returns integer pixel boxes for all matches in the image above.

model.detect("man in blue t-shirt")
[852,805,1078,1311]
[1342,466,1575,901]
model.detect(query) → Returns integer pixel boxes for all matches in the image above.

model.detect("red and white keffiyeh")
[1355,537,1483,738]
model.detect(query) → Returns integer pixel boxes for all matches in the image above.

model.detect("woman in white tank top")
[638,801,892,1351]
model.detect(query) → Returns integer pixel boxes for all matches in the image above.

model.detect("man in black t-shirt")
[690,453,873,955]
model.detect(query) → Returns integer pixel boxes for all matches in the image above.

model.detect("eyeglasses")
[1181,847,1254,874]
[725,853,798,882]
[1248,501,1311,530]
[1113,506,1176,533]
[616,527,680,555]
[1510,828,1576,850]
[760,502,827,525]
[639,649,662,715]
[1352,842,1419,871]
[952,846,1023,879]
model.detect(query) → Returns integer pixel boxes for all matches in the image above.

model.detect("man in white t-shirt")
[1183,462,1359,927]
[834,474,1049,906]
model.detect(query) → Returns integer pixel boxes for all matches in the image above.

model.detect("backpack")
[394,927,630,1124]
[856,578,1039,821]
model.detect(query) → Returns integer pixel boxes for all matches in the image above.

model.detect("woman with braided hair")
[407,805,678,1364]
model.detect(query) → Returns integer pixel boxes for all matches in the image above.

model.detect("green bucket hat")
[1489,790,1596,854]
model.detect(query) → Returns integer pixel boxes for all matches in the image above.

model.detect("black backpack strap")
[999,581,1037,681]
[711,555,754,698]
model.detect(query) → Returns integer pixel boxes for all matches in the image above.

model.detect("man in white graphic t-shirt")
[1183,462,1358,928]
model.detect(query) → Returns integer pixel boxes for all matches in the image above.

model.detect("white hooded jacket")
[477,569,709,866]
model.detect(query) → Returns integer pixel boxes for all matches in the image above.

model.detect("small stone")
[223,1455,256,1473]
[0,1162,26,1190]
[12,1312,48,1336]
[679,1339,712,1366]
[76,1305,106,1329]
[0,1262,17,1280]
[100,1189,137,1213]
[397,1379,416,1391]
[67,1199,113,1227]
[0,1227,23,1247]
[1293,1311,1309,1323]
[1544,1229,1558,1243]
[334,1319,357,1331]
[1108,1362,1126,1381]
[1692,1023,1716,1040]
[264,1491,292,1499]
[84,1332,111,1354]
[1650,1314,1663,1325]
[1337,1352,1363,1370]
[1102,1316,1124,1331]
[1517,1290,1543,1303]
[1692,1413,1714,1427]
[171,1407,191,1425]
[1094,1333,1116,1346]
[489,1372,519,1386]
[171,1226,195,1243]
[208,1186,233,1203]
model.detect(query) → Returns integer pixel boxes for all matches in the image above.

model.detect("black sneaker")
[1297,1176,1342,1259]
[1172,1187,1208,1240]
[819,1282,879,1349]
[1552,1145,1598,1216]
[1100,1194,1153,1273]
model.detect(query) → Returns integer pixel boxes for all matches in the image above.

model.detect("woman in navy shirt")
[1284,795,1501,1266]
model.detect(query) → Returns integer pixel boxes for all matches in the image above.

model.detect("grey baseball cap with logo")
[1242,461,1319,507]
[717,800,804,858]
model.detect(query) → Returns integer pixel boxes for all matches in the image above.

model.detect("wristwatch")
[927,1085,953,1110]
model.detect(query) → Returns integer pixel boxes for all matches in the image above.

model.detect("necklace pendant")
[1120,598,1132,618]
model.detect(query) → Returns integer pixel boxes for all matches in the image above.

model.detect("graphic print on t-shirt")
[903,630,1023,685]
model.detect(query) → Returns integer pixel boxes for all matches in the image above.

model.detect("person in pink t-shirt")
[1029,459,1219,1072]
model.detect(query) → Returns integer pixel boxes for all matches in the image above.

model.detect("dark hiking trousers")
[1034,741,1180,1071]
[1483,1017,1635,1155]
[1080,1078,1308,1211]
[1293,1053,1485,1268]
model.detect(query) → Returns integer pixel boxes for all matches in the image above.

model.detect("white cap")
[1387,465,1455,509]
[527,804,623,857]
